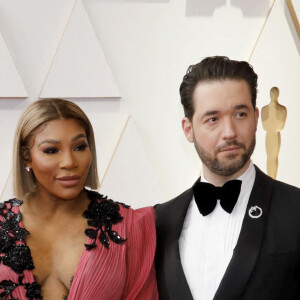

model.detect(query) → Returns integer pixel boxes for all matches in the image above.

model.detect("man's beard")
[194,137,256,176]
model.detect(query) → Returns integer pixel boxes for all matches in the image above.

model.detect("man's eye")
[43,147,59,154]
[74,143,88,151]
[208,117,217,123]
[236,112,246,118]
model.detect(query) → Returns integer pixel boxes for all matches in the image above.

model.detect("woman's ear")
[22,146,32,167]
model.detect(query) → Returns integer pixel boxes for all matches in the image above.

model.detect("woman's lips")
[56,176,81,187]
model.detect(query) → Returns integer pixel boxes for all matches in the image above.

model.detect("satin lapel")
[162,188,194,300]
[214,167,274,300]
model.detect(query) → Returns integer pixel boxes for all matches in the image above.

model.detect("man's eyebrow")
[234,104,250,110]
[201,104,251,119]
[202,110,219,117]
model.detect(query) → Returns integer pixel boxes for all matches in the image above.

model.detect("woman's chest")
[0,197,130,299]
[26,220,87,289]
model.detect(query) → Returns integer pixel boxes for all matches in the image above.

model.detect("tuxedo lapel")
[163,240,194,300]
[156,188,194,300]
[214,166,274,300]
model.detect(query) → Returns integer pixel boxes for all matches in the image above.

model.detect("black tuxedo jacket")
[155,166,300,300]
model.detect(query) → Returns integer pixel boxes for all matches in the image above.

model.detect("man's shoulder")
[273,178,300,192]
[255,165,300,206]
[154,187,194,230]
[255,165,300,192]
[272,177,300,201]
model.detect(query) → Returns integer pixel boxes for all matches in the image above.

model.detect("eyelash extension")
[42,142,88,154]
[43,147,59,154]
[74,143,88,151]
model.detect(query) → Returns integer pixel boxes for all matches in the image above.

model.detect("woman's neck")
[22,189,89,219]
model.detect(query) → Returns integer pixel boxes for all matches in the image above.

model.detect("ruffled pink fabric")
[0,205,158,300]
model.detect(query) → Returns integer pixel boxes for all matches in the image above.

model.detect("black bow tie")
[192,179,242,216]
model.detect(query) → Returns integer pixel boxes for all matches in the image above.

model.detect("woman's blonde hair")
[13,98,99,199]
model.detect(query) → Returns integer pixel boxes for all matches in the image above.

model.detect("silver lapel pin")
[248,205,263,219]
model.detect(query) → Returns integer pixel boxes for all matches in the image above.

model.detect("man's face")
[182,79,259,178]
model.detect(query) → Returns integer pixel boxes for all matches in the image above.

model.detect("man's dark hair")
[180,56,258,119]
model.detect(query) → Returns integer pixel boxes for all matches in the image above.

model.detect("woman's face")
[27,118,92,201]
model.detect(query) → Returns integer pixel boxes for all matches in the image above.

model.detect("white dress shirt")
[179,162,256,300]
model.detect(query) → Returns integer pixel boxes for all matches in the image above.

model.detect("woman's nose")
[60,151,78,169]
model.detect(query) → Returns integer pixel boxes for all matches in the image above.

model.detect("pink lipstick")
[56,175,81,187]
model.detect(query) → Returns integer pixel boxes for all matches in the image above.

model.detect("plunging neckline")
[0,189,128,300]
[17,202,90,298]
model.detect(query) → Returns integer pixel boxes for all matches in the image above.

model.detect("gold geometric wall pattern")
[261,87,287,179]
[286,0,300,39]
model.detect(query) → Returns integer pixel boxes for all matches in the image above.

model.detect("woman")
[0,99,158,299]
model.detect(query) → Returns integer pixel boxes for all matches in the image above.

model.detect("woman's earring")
[25,166,31,173]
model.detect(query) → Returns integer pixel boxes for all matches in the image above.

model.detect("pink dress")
[0,190,158,300]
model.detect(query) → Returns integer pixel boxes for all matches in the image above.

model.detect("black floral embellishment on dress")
[83,189,127,250]
[0,199,42,299]
[107,229,126,244]
[25,280,42,300]
[0,276,42,300]
[0,279,18,299]
[3,245,34,274]
[99,231,110,249]
[11,200,23,207]
[85,228,97,239]
[0,192,128,298]
[0,199,33,274]
[0,228,15,253]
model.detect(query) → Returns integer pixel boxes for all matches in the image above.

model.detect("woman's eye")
[43,147,59,154]
[74,143,88,151]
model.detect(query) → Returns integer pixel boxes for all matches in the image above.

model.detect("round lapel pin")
[248,206,263,219]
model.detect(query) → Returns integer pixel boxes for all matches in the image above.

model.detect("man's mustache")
[215,140,246,154]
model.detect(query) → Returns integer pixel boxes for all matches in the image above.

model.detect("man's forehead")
[193,78,249,91]
[193,79,251,103]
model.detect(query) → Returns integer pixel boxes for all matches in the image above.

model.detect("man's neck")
[202,160,251,186]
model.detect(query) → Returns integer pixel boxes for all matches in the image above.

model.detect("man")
[155,56,300,300]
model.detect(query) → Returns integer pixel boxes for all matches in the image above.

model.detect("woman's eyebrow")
[38,133,87,147]
[71,133,87,141]
[38,139,60,147]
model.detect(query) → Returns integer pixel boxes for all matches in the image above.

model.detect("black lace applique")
[0,191,128,299]
[0,199,41,300]
[24,280,42,300]
[0,275,41,300]
[3,245,34,274]
[0,278,19,299]
[83,189,128,250]
[0,199,33,274]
